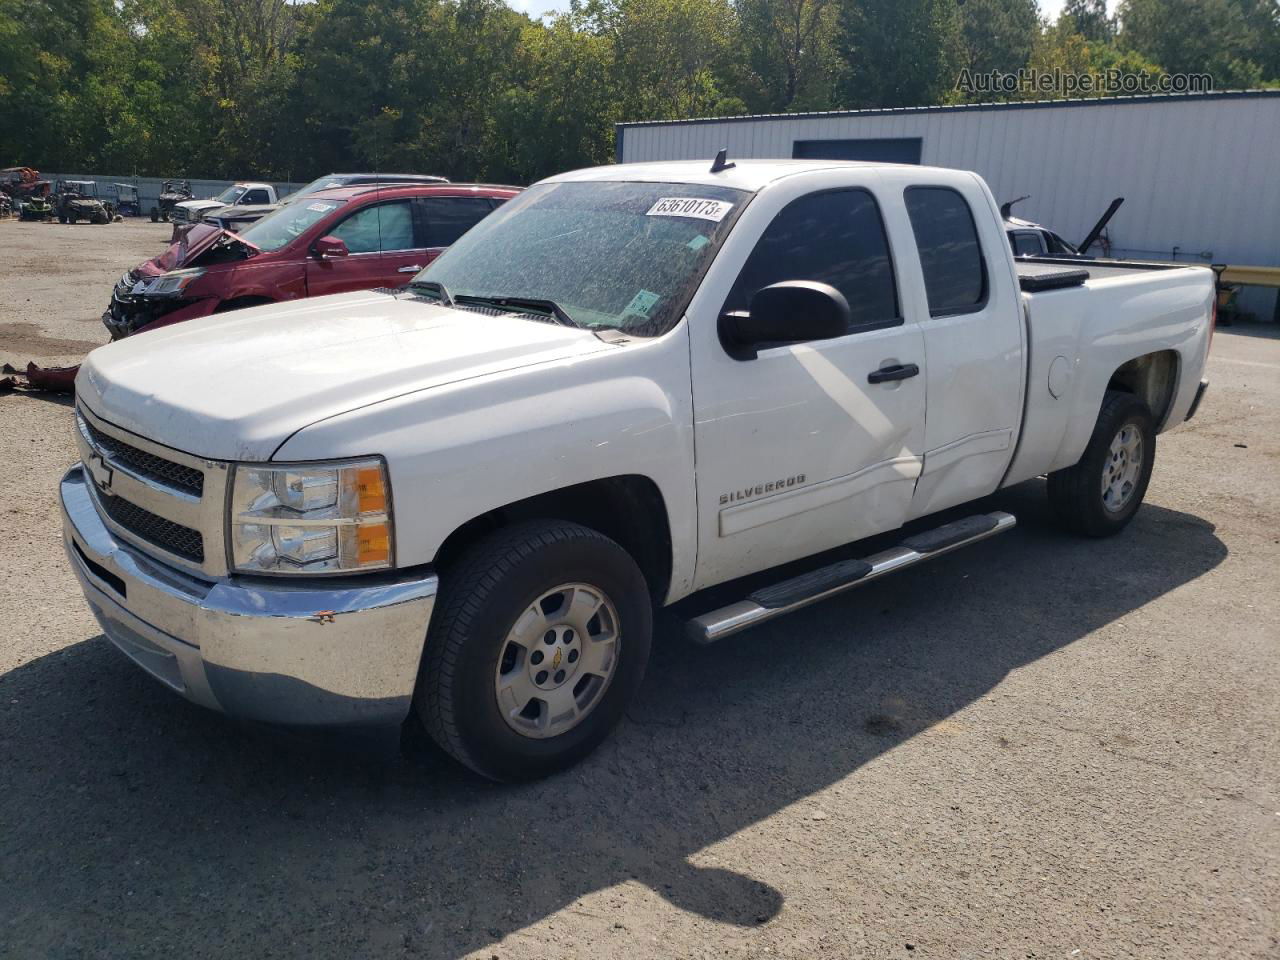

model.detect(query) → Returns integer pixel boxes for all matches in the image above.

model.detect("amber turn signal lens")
[355,467,388,514]
[355,522,390,566]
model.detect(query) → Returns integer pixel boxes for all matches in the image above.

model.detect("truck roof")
[548,159,973,192]
[305,183,521,201]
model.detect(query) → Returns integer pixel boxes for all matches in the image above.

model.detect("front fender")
[273,326,699,602]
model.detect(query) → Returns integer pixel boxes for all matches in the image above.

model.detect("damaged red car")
[103,183,519,338]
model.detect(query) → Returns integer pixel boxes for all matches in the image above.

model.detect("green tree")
[960,0,1040,83]
[1117,0,1266,87]
[1062,0,1113,42]
[490,13,620,182]
[736,0,840,111]
[835,0,964,108]
[589,0,746,121]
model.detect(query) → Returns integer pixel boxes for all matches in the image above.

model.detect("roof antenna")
[710,148,735,174]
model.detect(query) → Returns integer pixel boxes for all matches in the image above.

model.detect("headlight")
[134,267,204,298]
[229,458,393,574]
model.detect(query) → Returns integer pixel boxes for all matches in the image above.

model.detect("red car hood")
[136,223,260,277]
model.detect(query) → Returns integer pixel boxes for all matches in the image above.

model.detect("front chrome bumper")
[61,464,438,728]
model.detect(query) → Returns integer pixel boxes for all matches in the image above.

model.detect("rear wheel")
[416,520,652,781]
[1047,390,1155,537]
[150,207,160,222]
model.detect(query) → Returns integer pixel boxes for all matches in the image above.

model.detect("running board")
[686,511,1017,644]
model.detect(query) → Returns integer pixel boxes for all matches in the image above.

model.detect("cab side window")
[904,187,987,316]
[419,196,497,247]
[724,189,900,331]
[242,189,270,204]
[329,200,416,254]
[1010,231,1045,257]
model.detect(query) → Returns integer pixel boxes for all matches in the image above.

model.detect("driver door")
[306,199,421,297]
[688,175,928,589]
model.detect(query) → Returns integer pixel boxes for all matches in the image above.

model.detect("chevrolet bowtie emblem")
[552,648,562,670]
[87,453,113,493]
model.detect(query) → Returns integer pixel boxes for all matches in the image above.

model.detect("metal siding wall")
[619,97,1280,269]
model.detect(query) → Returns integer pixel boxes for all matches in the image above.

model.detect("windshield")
[237,198,343,252]
[414,181,750,337]
[215,185,247,204]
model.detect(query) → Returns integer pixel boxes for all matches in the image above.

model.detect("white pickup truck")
[63,159,1213,781]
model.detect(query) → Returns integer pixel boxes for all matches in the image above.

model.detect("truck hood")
[137,224,258,276]
[176,199,222,213]
[76,290,614,461]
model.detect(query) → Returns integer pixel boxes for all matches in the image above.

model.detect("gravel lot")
[1,216,1277,960]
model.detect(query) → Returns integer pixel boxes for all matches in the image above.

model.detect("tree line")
[1,0,1277,185]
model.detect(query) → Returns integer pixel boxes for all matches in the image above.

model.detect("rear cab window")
[1010,230,1046,257]
[723,188,901,332]
[904,186,988,316]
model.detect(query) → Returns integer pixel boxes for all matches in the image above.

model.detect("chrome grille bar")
[75,403,232,579]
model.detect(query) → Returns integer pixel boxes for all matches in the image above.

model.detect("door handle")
[397,265,423,273]
[867,362,920,384]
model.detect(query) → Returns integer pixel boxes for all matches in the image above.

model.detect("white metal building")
[617,91,1280,318]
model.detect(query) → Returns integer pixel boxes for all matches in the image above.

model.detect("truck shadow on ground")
[0,483,1226,959]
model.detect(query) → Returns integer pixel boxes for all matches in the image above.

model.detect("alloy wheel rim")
[1101,423,1144,513]
[494,582,621,739]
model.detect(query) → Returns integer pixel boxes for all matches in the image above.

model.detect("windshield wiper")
[454,294,577,327]
[407,279,453,306]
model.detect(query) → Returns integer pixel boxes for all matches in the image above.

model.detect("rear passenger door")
[886,174,1024,518]
[306,199,421,296]
[689,174,928,589]
[416,195,499,266]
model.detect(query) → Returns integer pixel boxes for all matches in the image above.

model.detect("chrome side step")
[686,511,1017,645]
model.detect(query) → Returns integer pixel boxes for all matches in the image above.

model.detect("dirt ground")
[0,216,1277,960]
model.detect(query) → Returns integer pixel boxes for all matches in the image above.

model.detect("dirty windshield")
[414,181,750,336]
[237,199,342,252]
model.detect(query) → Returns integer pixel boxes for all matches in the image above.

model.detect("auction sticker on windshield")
[646,197,733,222]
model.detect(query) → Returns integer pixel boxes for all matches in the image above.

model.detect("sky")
[506,0,1111,25]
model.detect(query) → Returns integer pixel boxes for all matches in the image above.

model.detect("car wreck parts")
[1,167,53,220]
[0,362,77,394]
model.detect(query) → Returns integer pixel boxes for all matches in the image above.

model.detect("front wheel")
[1047,390,1155,537]
[416,520,652,781]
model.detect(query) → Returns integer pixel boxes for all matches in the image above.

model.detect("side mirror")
[719,280,851,361]
[312,235,349,259]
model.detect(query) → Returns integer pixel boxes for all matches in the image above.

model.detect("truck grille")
[81,417,204,496]
[76,404,228,577]
[96,493,205,563]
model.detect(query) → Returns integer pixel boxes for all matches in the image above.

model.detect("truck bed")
[1002,254,1215,491]
[1016,257,1209,291]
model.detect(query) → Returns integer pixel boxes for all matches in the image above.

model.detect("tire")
[1047,390,1155,537]
[416,520,653,782]
[58,212,68,224]
[150,207,160,222]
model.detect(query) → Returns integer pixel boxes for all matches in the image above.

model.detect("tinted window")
[330,200,415,253]
[1011,231,1045,257]
[242,189,270,204]
[420,196,497,247]
[724,189,899,330]
[904,187,986,316]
